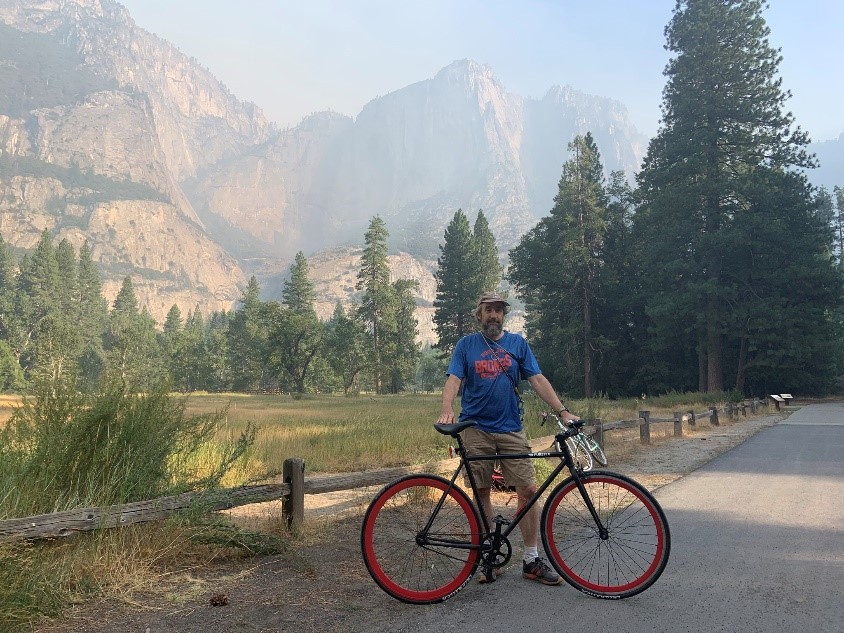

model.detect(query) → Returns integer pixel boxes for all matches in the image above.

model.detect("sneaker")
[478,565,504,584]
[522,557,563,586]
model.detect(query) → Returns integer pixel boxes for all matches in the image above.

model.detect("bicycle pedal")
[478,566,503,584]
[492,514,510,526]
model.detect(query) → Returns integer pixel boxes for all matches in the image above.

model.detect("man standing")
[437,292,579,585]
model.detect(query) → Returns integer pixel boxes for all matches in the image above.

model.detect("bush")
[0,373,255,518]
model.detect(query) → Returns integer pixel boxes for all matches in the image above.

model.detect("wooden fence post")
[687,409,696,427]
[283,457,305,530]
[594,419,605,449]
[673,411,683,437]
[741,403,747,417]
[639,410,651,445]
[750,399,757,414]
[710,406,720,426]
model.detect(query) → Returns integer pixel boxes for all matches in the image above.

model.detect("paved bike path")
[384,405,844,633]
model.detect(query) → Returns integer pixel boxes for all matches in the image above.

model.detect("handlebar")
[541,410,585,439]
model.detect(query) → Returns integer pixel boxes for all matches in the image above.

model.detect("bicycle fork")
[558,433,610,540]
[571,472,609,540]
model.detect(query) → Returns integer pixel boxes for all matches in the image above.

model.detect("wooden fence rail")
[0,399,768,541]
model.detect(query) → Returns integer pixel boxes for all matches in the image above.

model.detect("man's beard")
[482,319,503,339]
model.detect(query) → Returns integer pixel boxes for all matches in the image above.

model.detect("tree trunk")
[698,327,707,393]
[735,321,749,393]
[583,286,593,398]
[706,293,723,392]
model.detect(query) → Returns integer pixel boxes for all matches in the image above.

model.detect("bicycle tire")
[565,435,593,471]
[584,434,608,466]
[540,471,670,599]
[361,474,482,604]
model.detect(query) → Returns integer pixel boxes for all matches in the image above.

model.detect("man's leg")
[515,484,562,585]
[515,484,539,549]
[475,486,494,525]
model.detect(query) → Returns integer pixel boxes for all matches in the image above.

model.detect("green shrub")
[0,373,255,518]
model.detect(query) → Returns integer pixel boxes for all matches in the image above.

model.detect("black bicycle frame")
[421,428,609,552]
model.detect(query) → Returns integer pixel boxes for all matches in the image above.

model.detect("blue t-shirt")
[447,331,541,433]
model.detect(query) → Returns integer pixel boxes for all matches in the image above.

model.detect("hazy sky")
[119,0,843,142]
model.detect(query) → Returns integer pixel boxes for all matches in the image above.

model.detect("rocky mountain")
[0,0,646,342]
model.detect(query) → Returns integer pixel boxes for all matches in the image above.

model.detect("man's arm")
[527,374,579,422]
[437,374,462,424]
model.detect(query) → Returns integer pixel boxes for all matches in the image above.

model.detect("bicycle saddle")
[433,420,478,436]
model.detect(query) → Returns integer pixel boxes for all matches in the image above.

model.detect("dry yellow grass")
[176,392,735,480]
[0,394,21,426]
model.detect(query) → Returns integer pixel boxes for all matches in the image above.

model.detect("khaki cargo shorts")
[460,426,536,489]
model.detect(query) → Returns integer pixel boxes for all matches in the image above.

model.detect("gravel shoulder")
[36,410,786,633]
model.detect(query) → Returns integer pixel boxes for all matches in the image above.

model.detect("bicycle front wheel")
[566,436,593,471]
[541,472,670,599]
[361,474,482,604]
[585,435,608,466]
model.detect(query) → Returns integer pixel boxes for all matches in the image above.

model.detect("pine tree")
[636,0,827,393]
[272,251,322,392]
[509,133,609,397]
[16,230,62,375]
[76,241,108,390]
[356,216,392,393]
[226,276,270,391]
[432,209,476,354]
[384,278,420,393]
[282,251,317,316]
[161,304,183,386]
[0,235,21,359]
[471,210,502,296]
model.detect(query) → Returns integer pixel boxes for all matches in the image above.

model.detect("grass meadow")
[177,390,734,482]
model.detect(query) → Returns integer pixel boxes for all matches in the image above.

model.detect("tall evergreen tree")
[0,235,21,360]
[471,210,502,295]
[635,0,818,393]
[16,230,62,375]
[160,304,184,386]
[384,278,420,393]
[76,241,108,390]
[432,209,477,354]
[282,251,317,316]
[105,276,163,389]
[179,307,210,391]
[226,276,271,391]
[509,133,610,397]
[356,216,392,394]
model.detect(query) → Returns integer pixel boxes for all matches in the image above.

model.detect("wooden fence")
[0,398,769,542]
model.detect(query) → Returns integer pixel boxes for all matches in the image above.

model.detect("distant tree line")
[0,218,430,396]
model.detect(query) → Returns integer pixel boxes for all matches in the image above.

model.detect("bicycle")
[360,413,670,604]
[540,411,608,471]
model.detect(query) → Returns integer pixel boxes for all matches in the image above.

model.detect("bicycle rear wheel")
[361,474,482,604]
[541,472,670,599]
[565,436,593,471]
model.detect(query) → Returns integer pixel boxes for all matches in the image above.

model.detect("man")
[437,291,579,586]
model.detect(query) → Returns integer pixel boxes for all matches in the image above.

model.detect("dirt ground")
[35,410,786,633]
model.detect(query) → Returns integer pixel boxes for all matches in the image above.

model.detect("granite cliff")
[0,0,646,343]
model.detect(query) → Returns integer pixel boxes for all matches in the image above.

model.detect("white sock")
[523,547,538,563]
